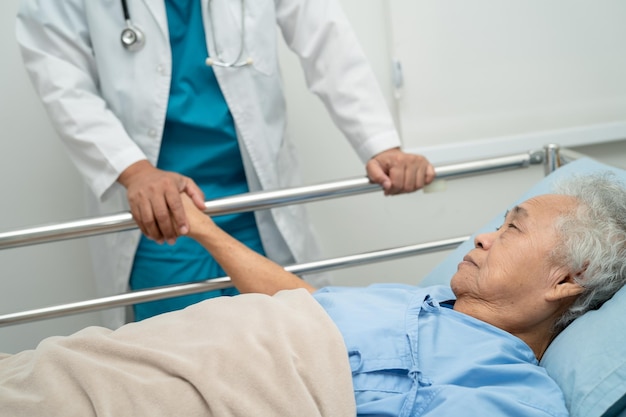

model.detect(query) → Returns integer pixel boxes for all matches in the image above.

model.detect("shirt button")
[148,129,158,138]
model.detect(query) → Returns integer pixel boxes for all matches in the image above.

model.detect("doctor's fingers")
[390,158,436,194]
[369,153,435,195]
[390,163,418,194]
[128,187,185,244]
[131,195,172,244]
[150,176,208,241]
[182,179,207,213]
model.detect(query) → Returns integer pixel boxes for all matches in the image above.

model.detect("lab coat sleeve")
[15,0,146,200]
[274,0,402,163]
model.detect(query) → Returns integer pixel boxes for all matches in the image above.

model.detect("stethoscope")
[119,0,252,67]
[120,0,145,52]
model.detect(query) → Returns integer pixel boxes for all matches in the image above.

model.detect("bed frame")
[4,144,626,417]
[0,144,584,327]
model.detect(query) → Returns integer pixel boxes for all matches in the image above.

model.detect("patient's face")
[450,194,578,319]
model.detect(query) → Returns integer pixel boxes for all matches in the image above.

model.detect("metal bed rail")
[0,149,544,250]
[0,237,468,326]
[0,145,577,327]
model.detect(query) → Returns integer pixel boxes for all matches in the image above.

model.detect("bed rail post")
[544,144,587,175]
[544,144,561,175]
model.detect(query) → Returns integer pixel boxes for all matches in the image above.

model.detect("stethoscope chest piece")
[121,23,145,52]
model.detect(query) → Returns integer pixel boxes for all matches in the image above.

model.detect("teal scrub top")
[313,284,570,417]
[130,0,265,320]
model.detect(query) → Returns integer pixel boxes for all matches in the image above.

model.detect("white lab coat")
[16,0,401,328]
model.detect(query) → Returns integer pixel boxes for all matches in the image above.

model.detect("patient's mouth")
[461,255,477,267]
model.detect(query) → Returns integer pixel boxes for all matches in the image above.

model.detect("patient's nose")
[474,231,494,249]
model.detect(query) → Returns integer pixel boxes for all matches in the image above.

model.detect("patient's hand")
[177,194,215,239]
[176,193,317,295]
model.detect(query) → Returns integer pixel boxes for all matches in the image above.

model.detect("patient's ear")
[545,266,586,302]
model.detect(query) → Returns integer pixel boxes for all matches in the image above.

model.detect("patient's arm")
[179,195,317,295]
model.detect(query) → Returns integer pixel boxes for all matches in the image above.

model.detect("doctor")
[15,0,435,327]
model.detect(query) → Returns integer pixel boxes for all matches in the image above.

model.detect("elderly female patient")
[1,172,626,417]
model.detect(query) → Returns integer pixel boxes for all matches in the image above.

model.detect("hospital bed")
[0,144,625,417]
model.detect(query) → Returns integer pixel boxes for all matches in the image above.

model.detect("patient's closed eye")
[496,223,518,232]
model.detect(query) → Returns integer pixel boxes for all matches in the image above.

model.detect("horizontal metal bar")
[0,151,541,250]
[0,236,469,327]
[435,150,543,179]
[0,178,379,250]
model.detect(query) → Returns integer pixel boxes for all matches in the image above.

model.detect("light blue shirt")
[313,284,569,417]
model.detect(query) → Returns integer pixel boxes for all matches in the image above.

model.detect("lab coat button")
[148,129,158,138]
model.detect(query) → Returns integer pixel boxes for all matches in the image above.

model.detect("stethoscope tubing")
[120,0,131,20]
[119,0,252,68]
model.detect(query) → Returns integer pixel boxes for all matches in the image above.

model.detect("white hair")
[551,172,626,332]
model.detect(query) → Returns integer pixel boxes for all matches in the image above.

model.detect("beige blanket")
[0,289,355,417]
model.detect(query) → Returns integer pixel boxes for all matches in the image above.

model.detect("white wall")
[387,0,626,163]
[0,0,102,353]
[1,0,624,354]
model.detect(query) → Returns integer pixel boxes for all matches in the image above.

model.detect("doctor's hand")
[118,160,206,244]
[366,148,435,195]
